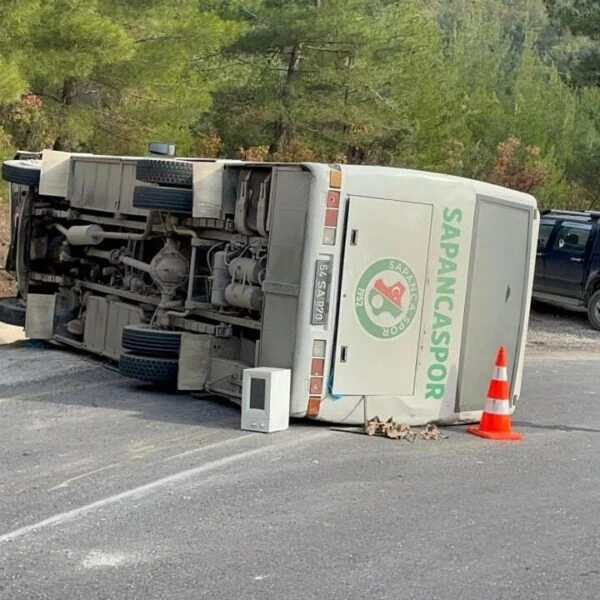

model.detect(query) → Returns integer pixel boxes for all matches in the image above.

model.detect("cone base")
[466,426,523,441]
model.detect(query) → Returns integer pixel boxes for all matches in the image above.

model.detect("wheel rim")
[593,300,600,322]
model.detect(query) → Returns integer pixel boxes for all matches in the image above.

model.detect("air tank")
[210,250,230,307]
[224,283,263,311]
[228,256,265,285]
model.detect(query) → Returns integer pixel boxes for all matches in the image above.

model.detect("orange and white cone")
[466,346,523,441]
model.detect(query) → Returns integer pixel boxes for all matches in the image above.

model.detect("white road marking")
[49,435,260,492]
[82,550,138,569]
[162,432,258,462]
[0,430,331,544]
[49,463,122,491]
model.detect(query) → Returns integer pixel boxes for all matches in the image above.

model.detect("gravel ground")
[526,301,600,354]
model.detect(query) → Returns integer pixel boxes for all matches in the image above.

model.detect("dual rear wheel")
[119,325,182,385]
[133,159,194,215]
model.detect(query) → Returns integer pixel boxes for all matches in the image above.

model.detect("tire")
[136,159,193,188]
[1,159,41,187]
[132,185,193,214]
[0,296,26,327]
[587,289,600,331]
[121,325,182,357]
[119,351,178,385]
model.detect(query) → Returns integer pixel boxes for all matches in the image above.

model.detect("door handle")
[536,252,545,257]
[570,257,583,263]
[340,346,348,363]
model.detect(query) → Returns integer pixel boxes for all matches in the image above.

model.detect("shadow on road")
[0,343,243,430]
[1,343,333,434]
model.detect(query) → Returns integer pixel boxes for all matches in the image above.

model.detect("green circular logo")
[354,258,419,340]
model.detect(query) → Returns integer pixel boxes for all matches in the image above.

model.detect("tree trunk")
[342,53,363,163]
[345,145,366,164]
[269,43,303,159]
[53,78,77,151]
[268,0,320,159]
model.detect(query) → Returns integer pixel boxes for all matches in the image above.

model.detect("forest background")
[1,0,600,209]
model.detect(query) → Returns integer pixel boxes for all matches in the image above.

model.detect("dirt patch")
[0,202,15,297]
[0,323,24,344]
[526,301,600,354]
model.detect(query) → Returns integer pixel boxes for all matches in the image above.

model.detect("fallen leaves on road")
[365,416,447,442]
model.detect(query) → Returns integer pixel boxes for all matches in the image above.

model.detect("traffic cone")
[466,346,523,441]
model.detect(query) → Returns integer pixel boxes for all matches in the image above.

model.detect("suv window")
[538,222,555,249]
[553,222,592,253]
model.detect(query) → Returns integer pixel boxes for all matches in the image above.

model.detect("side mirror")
[148,142,176,157]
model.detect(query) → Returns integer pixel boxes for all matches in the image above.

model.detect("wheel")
[587,289,600,330]
[136,159,193,188]
[121,324,182,357]
[1,159,41,186]
[118,351,178,385]
[132,185,193,214]
[0,296,26,327]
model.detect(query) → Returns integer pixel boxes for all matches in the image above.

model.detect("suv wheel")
[587,289,600,331]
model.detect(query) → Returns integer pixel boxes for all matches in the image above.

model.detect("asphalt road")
[1,341,599,600]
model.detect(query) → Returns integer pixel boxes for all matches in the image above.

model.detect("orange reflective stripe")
[487,378,509,400]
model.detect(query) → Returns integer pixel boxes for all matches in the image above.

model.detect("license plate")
[311,258,332,326]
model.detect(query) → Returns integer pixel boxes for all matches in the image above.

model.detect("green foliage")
[1,0,600,207]
[212,0,464,166]
[545,0,600,86]
[0,0,235,154]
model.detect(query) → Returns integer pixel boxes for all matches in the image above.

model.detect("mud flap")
[177,333,212,390]
[25,293,57,339]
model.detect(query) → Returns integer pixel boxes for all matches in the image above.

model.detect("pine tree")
[1,0,234,153]
[213,0,460,165]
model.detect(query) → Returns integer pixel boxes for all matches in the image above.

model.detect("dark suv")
[533,210,600,330]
